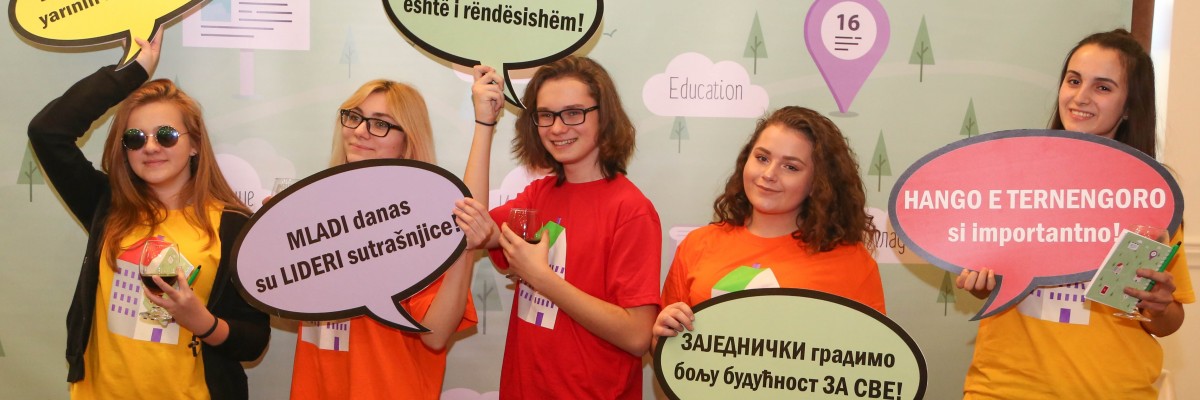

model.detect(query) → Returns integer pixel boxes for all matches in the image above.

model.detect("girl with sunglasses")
[467,56,661,399]
[27,33,269,399]
[288,79,492,400]
[958,29,1193,399]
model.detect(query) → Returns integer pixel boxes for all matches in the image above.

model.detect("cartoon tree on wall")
[937,271,957,316]
[670,116,689,153]
[472,266,502,334]
[960,98,980,137]
[909,16,935,82]
[868,131,891,192]
[743,12,768,74]
[340,27,358,79]
[17,143,44,202]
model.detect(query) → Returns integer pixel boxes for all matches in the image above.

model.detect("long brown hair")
[329,79,436,165]
[513,56,636,185]
[1049,28,1157,157]
[713,106,877,253]
[99,79,249,266]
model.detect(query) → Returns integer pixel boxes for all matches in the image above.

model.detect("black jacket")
[28,64,270,400]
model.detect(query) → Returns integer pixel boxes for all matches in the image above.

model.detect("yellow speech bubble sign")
[9,0,205,67]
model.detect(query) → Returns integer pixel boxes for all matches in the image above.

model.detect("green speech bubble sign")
[9,0,204,68]
[655,289,927,400]
[383,0,603,108]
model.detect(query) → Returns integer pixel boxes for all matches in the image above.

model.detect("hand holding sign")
[232,159,470,332]
[472,65,504,123]
[889,130,1183,320]
[10,0,205,68]
[383,0,603,108]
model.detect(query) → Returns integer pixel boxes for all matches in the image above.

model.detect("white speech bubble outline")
[232,159,470,332]
[643,52,770,118]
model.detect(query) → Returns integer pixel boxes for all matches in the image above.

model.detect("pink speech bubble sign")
[804,0,890,114]
[889,130,1182,320]
[232,159,469,332]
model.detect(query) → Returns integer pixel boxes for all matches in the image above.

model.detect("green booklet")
[1085,230,1177,313]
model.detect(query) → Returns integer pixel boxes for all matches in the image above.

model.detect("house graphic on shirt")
[711,265,780,298]
[111,238,184,344]
[517,222,566,330]
[1017,282,1090,325]
[301,320,351,352]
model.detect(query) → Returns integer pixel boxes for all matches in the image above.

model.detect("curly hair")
[512,56,636,185]
[1049,28,1156,157]
[712,106,877,253]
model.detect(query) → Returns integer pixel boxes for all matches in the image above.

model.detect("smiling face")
[742,124,815,224]
[125,101,197,197]
[341,91,406,162]
[1057,44,1130,139]
[535,77,602,181]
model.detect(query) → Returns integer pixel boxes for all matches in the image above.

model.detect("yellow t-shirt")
[70,207,222,400]
[964,229,1195,399]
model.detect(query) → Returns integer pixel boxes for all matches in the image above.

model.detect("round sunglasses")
[123,126,183,150]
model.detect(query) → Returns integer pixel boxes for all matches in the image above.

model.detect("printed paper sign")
[181,0,310,50]
[232,159,470,332]
[382,0,603,108]
[655,289,927,400]
[9,0,205,68]
[889,130,1183,320]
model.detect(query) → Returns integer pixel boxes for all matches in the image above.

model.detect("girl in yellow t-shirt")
[28,31,270,400]
[957,29,1194,399]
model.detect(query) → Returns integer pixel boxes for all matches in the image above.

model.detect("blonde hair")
[329,80,436,165]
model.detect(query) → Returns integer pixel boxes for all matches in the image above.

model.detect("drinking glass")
[139,239,182,327]
[273,177,300,195]
[507,208,541,244]
[1113,224,1168,322]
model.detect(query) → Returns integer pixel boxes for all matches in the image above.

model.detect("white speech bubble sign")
[232,159,469,332]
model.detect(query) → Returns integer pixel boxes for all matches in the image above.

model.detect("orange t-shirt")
[289,275,476,400]
[662,224,886,314]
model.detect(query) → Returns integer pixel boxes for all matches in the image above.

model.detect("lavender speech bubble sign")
[804,0,890,114]
[889,130,1182,320]
[232,159,469,332]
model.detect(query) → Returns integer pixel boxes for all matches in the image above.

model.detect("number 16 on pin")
[804,0,890,114]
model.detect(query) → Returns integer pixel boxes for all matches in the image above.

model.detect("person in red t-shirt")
[654,106,887,342]
[466,56,662,399]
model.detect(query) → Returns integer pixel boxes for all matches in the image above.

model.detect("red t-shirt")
[489,175,662,399]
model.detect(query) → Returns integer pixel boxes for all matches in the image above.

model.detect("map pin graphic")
[804,0,890,114]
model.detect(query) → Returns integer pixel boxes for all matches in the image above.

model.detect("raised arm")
[416,65,507,349]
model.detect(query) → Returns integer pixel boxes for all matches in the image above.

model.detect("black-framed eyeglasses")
[340,109,403,138]
[122,125,183,150]
[533,106,600,127]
